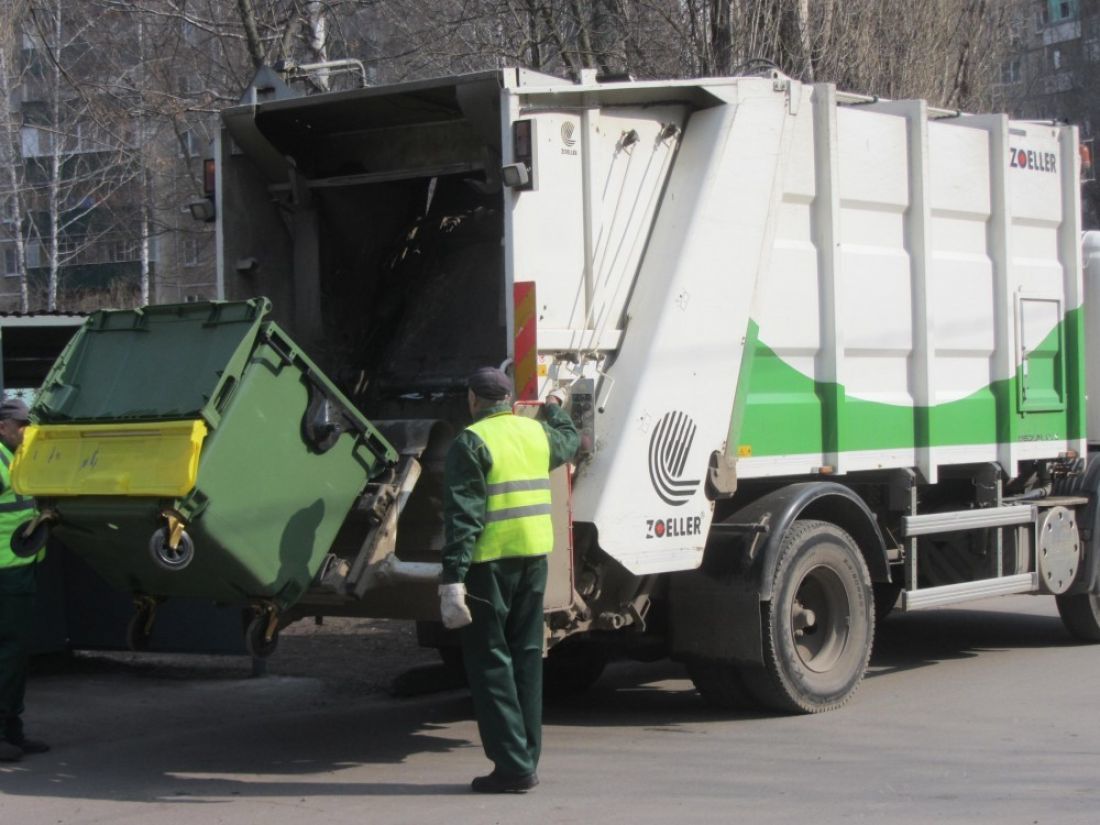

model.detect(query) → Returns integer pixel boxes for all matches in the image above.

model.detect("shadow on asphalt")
[867,603,1079,677]
[1,602,1086,803]
[0,679,483,802]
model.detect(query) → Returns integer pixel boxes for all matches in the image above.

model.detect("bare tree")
[0,0,1022,311]
[4,1,148,310]
[372,0,1014,110]
[0,0,32,310]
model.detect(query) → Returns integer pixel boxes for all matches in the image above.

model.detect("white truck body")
[497,75,1081,574]
[199,66,1097,711]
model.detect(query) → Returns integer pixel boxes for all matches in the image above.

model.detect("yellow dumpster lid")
[12,420,208,498]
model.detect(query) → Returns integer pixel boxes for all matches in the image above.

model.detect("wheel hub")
[792,604,817,636]
[790,565,850,673]
[1037,506,1080,595]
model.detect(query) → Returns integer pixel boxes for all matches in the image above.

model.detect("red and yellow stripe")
[513,281,538,401]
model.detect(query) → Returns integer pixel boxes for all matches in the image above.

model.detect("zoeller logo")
[648,411,701,506]
[560,121,577,147]
[1009,147,1057,173]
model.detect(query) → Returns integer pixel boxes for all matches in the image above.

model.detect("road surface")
[1,595,1097,824]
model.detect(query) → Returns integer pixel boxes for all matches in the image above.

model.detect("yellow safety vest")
[467,411,553,563]
[0,443,39,570]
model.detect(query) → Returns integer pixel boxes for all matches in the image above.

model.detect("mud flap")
[668,568,763,666]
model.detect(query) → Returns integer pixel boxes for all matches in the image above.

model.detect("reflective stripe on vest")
[0,444,39,570]
[467,411,553,563]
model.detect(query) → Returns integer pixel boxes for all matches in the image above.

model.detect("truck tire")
[873,582,902,624]
[1055,593,1100,641]
[438,645,466,678]
[741,519,874,714]
[543,639,609,696]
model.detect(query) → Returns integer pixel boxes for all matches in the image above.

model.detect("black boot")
[10,736,48,754]
[470,771,539,793]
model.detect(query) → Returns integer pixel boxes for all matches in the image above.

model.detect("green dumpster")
[11,299,396,649]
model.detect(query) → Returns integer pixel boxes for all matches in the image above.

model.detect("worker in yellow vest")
[439,367,579,793]
[0,397,48,762]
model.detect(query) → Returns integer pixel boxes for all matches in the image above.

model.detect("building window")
[1052,1,1076,22]
[1051,47,1063,71]
[2,247,18,277]
[56,237,80,259]
[178,128,205,159]
[21,125,53,157]
[1001,58,1023,84]
[104,238,138,263]
[1010,12,1027,45]
[1036,1,1049,30]
[178,129,195,159]
[181,237,200,268]
[1086,38,1100,62]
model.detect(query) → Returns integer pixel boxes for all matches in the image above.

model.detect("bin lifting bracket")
[255,602,279,643]
[132,595,158,635]
[160,510,187,550]
[20,507,57,539]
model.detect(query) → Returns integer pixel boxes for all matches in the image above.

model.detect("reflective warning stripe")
[0,449,32,511]
[486,478,551,495]
[484,502,553,524]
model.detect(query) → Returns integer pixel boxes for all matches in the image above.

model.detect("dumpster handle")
[213,376,237,414]
[259,328,395,466]
[303,383,343,454]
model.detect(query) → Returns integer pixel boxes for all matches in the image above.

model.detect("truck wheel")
[741,519,873,714]
[437,646,467,682]
[544,639,609,696]
[686,658,758,710]
[1055,593,1100,641]
[873,582,902,624]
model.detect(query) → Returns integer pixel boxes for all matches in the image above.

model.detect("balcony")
[1044,20,1081,45]
[1043,72,1077,94]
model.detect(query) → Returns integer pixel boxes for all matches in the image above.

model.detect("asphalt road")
[2,594,1098,825]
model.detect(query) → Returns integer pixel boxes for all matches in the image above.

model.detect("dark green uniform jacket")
[0,441,39,742]
[440,402,579,584]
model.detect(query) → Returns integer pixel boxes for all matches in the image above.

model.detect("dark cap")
[467,367,513,401]
[0,397,30,423]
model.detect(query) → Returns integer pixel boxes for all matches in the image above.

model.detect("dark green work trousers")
[0,586,33,743]
[460,554,547,778]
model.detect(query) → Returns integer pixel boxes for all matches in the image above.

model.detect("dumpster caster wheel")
[11,519,49,558]
[127,610,155,652]
[244,611,279,658]
[149,527,194,571]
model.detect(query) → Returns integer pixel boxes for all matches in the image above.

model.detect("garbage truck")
[12,65,1100,714]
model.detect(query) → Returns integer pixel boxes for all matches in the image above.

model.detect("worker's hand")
[547,387,569,407]
[438,583,473,629]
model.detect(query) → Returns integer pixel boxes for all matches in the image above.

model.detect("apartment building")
[1000,0,1099,225]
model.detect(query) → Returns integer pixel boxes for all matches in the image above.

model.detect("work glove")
[438,583,473,629]
[547,387,569,407]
